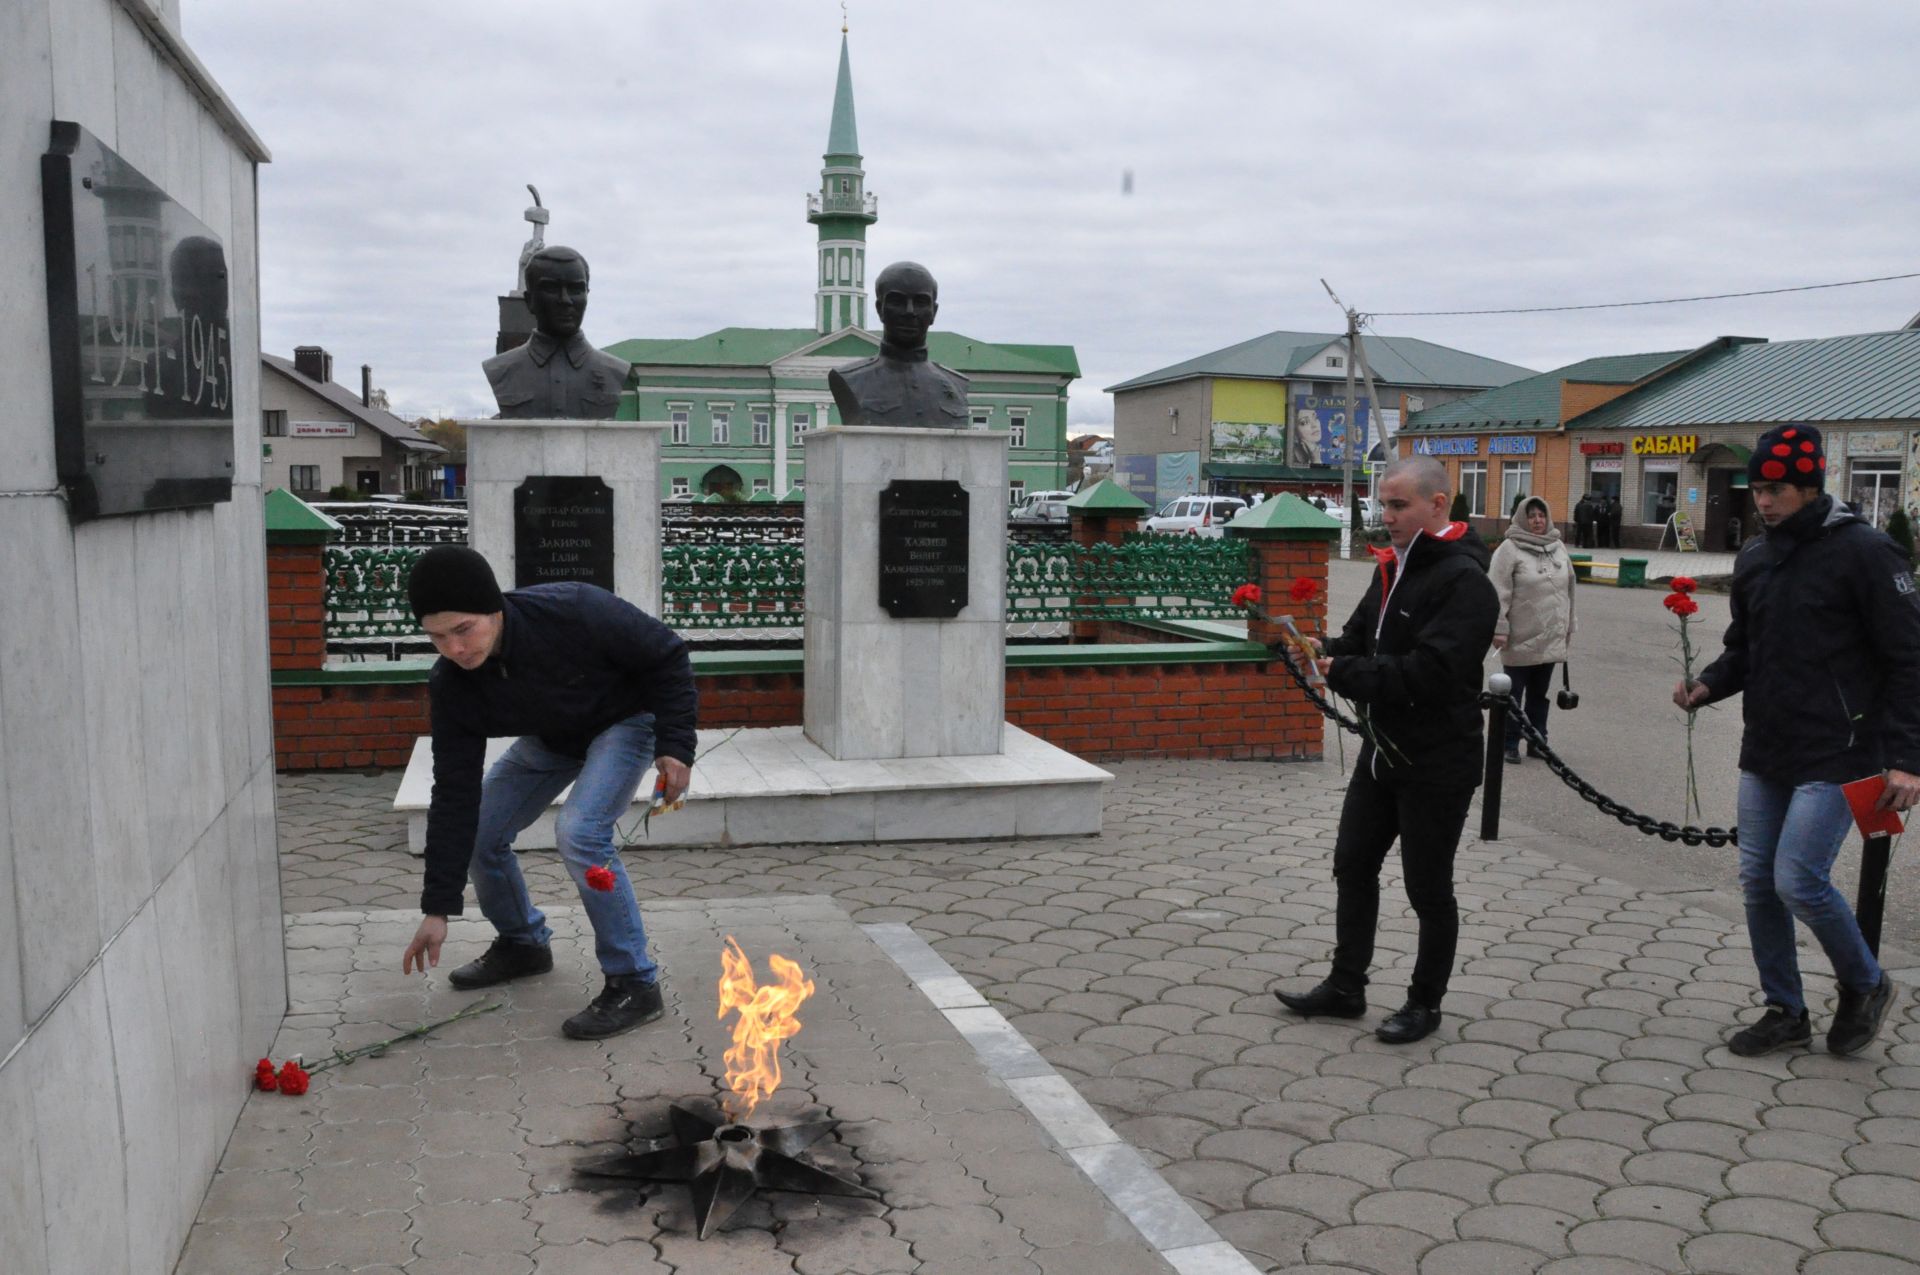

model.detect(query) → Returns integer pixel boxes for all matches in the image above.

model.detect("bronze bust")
[828,261,970,429]
[483,246,632,419]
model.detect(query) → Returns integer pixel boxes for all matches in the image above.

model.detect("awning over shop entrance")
[1203,462,1340,483]
[1692,441,1751,466]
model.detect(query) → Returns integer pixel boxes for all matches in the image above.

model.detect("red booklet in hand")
[1843,774,1905,838]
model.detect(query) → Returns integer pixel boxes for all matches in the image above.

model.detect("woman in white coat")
[1490,495,1576,764]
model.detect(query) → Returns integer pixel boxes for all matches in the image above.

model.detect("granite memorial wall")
[0,3,281,1271]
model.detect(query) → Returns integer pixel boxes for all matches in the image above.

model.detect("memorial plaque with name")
[42,121,235,522]
[514,476,615,591]
[878,479,969,618]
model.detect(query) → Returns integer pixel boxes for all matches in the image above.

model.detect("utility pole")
[1323,280,1363,558]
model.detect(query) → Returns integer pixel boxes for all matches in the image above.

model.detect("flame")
[716,935,814,1122]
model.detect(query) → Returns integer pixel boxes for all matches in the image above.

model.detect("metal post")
[1481,672,1512,841]
[1858,832,1893,957]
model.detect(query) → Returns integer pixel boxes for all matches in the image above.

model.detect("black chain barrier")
[1269,643,1738,848]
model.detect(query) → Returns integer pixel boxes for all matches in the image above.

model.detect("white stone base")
[393,723,1108,854]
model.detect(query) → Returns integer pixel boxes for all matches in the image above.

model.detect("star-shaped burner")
[579,1098,878,1239]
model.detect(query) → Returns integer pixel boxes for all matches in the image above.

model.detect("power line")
[1369,270,1920,318]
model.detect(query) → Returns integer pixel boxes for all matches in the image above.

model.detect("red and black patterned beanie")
[1750,424,1826,489]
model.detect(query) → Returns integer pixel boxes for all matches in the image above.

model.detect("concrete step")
[393,723,1109,854]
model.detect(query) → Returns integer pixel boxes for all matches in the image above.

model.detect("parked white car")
[1142,495,1248,537]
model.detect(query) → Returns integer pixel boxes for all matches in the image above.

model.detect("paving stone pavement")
[234,762,1920,1274]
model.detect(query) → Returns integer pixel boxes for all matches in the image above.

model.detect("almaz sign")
[42,122,234,521]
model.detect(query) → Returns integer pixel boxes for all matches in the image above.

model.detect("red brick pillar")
[268,542,327,671]
[1063,480,1150,643]
[1227,497,1341,752]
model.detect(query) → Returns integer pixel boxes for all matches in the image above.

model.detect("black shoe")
[1504,747,1523,765]
[1727,1005,1812,1056]
[563,975,665,1040]
[1376,1002,1442,1044]
[1275,980,1367,1019]
[1828,975,1897,1057]
[447,937,554,991]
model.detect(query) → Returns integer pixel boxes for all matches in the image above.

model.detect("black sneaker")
[1376,1001,1443,1045]
[1727,1005,1811,1056]
[1504,747,1523,765]
[563,975,665,1040]
[447,936,554,991]
[1275,980,1367,1019]
[1828,974,1897,1057]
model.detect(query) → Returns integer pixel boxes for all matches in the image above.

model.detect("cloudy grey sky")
[187,0,1920,429]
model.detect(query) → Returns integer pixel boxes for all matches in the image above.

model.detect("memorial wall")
[0,2,282,1270]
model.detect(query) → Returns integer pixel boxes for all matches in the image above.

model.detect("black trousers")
[1502,662,1555,751]
[1329,762,1475,1008]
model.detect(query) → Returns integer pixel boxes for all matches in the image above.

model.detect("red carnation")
[1671,576,1697,594]
[1230,583,1262,608]
[584,864,617,892]
[276,1061,310,1096]
[1663,591,1699,617]
[255,1064,279,1093]
[1288,577,1323,604]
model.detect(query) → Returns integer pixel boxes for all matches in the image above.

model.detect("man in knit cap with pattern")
[398,545,697,1040]
[1678,424,1920,1057]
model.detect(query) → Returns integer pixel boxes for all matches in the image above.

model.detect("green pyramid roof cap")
[782,486,806,502]
[826,35,860,158]
[1065,478,1149,514]
[1225,492,1342,539]
[748,486,777,503]
[264,488,342,542]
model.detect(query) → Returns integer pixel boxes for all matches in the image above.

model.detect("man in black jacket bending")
[398,546,697,1040]
[1276,456,1499,1043]
[1679,424,1920,1057]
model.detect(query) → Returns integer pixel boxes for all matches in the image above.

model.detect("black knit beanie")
[1750,423,1827,488]
[406,545,504,619]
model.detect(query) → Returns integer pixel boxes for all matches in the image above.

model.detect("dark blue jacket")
[1698,494,1920,784]
[421,583,697,915]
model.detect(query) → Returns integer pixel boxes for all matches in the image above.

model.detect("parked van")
[1142,495,1248,538]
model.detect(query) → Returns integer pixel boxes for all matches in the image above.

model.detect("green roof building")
[615,34,1079,505]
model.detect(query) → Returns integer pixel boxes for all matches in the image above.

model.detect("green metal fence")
[322,535,1251,644]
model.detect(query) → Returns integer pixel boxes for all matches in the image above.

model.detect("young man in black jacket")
[1276,456,1499,1043]
[1679,425,1920,1057]
[398,546,698,1040]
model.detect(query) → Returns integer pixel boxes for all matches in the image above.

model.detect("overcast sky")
[187,0,1920,429]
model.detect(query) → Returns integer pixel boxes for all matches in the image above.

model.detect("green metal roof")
[1572,330,1920,430]
[608,327,1078,378]
[826,35,860,158]
[263,488,341,542]
[1106,329,1533,393]
[1225,492,1341,539]
[1064,477,1147,514]
[1402,348,1694,434]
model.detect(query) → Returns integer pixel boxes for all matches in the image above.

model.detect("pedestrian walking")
[1605,494,1624,549]
[1676,425,1920,1057]
[1490,496,1575,764]
[398,546,698,1041]
[1274,456,1499,1044]
[1573,494,1595,549]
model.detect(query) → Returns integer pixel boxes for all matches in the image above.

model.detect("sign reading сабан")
[1632,435,1698,456]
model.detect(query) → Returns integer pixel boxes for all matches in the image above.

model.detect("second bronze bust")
[483,246,632,420]
[828,261,970,429]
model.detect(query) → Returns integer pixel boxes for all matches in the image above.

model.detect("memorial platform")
[394,723,1109,854]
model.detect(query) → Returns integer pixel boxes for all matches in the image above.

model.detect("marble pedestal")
[462,418,666,613]
[803,427,1008,760]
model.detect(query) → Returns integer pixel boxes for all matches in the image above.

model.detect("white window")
[752,478,771,495]
[1009,479,1026,505]
[1009,414,1028,448]
[791,412,810,445]
[710,410,730,444]
[1501,460,1533,513]
[669,407,690,445]
[1850,459,1902,530]
[971,409,991,430]
[671,477,690,498]
[1642,467,1680,525]
[752,411,771,446]
[821,251,830,285]
[1460,461,1488,517]
[261,409,287,437]
[838,252,850,283]
[1327,355,1344,369]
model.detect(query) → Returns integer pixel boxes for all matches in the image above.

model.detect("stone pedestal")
[804,427,1007,760]
[463,419,666,613]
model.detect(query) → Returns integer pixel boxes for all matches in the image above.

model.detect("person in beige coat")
[1490,495,1576,763]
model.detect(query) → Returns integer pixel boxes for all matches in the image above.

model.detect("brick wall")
[273,682,430,770]
[267,543,327,671]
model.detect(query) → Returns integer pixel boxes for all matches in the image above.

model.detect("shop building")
[1568,330,1920,549]
[262,347,444,497]
[1106,330,1531,512]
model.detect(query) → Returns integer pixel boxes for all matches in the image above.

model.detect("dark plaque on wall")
[878,480,970,618]
[514,476,615,591]
[41,121,235,522]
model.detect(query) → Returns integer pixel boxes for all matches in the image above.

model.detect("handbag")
[1556,662,1580,710]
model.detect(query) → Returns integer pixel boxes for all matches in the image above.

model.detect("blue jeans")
[1736,772,1881,1013]
[469,713,659,981]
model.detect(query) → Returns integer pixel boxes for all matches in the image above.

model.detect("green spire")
[826,35,860,158]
